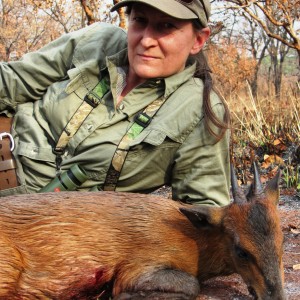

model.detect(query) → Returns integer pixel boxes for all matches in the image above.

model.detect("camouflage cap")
[111,0,211,28]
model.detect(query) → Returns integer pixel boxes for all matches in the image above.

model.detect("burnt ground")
[153,187,300,300]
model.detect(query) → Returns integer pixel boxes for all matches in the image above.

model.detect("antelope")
[0,164,285,299]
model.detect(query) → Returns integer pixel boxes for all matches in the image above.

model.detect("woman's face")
[127,4,210,85]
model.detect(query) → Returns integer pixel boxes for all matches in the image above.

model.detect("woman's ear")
[190,27,210,55]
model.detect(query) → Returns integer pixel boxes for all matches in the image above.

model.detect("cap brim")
[111,0,198,20]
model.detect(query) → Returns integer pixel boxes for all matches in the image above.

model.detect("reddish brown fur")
[220,199,284,298]
[0,180,285,299]
[0,192,198,299]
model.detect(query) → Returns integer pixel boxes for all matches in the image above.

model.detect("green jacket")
[0,22,230,206]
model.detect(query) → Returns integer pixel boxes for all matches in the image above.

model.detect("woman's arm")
[172,102,231,206]
[0,23,117,113]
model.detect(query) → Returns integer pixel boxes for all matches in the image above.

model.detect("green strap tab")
[84,76,110,108]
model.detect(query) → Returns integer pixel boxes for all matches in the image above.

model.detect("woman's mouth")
[138,54,158,60]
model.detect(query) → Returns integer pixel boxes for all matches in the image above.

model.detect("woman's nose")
[140,26,158,47]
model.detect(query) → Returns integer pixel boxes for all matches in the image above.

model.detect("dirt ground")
[153,187,300,300]
[196,193,300,300]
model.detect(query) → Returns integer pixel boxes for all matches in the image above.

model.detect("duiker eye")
[235,246,250,260]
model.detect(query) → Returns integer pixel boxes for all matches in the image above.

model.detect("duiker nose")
[262,287,286,300]
[266,276,286,300]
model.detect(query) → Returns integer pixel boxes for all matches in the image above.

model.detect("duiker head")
[181,163,285,300]
[228,163,285,300]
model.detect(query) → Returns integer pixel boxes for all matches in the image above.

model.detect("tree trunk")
[297,49,300,82]
[274,65,282,100]
[250,67,259,99]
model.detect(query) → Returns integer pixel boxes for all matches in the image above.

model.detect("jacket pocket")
[126,129,181,161]
[118,129,181,191]
[128,129,179,149]
[16,141,55,162]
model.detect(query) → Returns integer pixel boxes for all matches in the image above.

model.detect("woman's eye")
[132,16,146,24]
[161,23,176,30]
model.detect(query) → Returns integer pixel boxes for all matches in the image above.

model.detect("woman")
[0,0,230,206]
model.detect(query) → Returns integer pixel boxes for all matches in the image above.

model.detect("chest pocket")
[120,129,181,189]
[127,129,180,154]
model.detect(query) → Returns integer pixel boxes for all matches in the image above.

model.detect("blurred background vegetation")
[1,0,299,192]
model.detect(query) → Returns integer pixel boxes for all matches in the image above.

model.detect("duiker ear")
[179,206,223,229]
[265,169,281,205]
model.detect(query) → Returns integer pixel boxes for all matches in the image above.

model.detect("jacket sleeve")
[171,101,231,207]
[0,23,123,114]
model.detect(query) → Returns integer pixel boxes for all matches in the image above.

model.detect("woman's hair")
[125,6,230,141]
[193,50,230,141]
[192,20,230,141]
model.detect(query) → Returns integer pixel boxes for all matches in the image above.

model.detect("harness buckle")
[0,132,15,151]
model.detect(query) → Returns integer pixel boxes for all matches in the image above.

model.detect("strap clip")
[0,132,15,151]
[84,93,101,108]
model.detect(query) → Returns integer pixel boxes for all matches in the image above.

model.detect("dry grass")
[218,81,300,189]
[229,83,299,146]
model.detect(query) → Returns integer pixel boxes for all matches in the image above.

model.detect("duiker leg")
[114,268,200,300]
